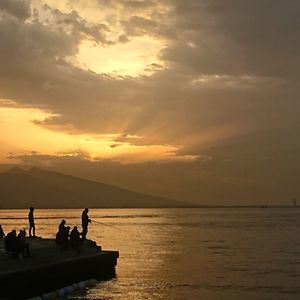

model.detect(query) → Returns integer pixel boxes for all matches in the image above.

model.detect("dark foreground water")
[1,208,300,300]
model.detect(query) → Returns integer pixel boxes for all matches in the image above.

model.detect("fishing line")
[91,219,125,232]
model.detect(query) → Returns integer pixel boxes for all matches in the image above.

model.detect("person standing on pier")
[81,208,91,239]
[28,207,35,237]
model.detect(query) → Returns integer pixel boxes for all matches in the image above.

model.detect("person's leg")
[33,225,35,237]
[82,226,87,239]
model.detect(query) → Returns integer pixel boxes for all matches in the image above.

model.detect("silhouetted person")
[0,225,5,238]
[17,229,31,258]
[70,226,81,251]
[65,226,70,242]
[56,221,70,250]
[28,207,35,237]
[81,208,91,240]
[5,230,19,258]
[55,229,63,248]
[58,219,66,232]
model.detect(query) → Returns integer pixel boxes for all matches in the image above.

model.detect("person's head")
[61,219,66,225]
[74,226,78,230]
[66,226,70,232]
[30,207,34,212]
[11,230,16,236]
[84,208,89,213]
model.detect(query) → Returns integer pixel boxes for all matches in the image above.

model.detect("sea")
[1,208,300,300]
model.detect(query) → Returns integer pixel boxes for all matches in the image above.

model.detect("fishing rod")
[91,219,144,238]
[91,219,124,232]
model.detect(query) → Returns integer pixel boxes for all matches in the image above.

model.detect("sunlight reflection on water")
[1,208,300,300]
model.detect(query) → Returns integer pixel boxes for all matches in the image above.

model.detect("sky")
[0,0,299,205]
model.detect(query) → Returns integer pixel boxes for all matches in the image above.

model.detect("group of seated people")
[0,220,86,259]
[2,228,31,259]
[55,220,82,251]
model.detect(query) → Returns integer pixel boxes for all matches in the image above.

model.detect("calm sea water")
[1,208,300,300]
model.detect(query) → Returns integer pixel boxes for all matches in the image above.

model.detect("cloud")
[164,0,300,80]
[41,4,112,44]
[0,0,300,205]
[121,15,175,39]
[0,0,31,20]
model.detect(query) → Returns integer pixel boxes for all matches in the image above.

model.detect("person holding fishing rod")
[81,208,124,239]
[81,208,91,239]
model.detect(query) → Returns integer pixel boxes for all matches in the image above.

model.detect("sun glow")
[73,37,165,78]
[0,102,196,164]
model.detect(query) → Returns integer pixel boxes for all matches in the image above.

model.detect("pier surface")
[0,238,119,299]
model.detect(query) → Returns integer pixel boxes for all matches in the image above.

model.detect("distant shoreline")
[0,205,299,210]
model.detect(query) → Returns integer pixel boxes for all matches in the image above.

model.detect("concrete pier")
[0,238,119,299]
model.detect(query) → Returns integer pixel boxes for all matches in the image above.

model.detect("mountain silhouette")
[0,167,189,208]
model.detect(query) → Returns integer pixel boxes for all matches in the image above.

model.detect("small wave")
[0,216,80,220]
[0,214,171,220]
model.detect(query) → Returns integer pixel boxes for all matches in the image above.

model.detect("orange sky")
[0,0,299,205]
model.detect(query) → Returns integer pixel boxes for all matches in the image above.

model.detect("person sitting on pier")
[0,225,5,238]
[56,221,70,250]
[81,208,91,240]
[17,229,31,258]
[58,219,66,231]
[70,226,82,251]
[28,207,36,237]
[4,230,19,258]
